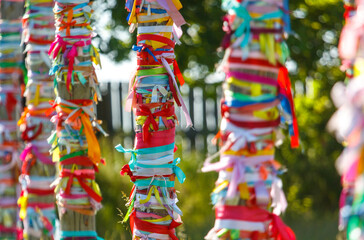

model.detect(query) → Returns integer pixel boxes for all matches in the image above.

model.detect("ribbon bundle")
[117,0,190,239]
[16,0,59,238]
[328,0,364,239]
[0,1,25,239]
[48,0,105,238]
[202,1,298,239]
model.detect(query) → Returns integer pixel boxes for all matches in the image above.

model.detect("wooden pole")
[202,1,299,239]
[16,0,58,239]
[48,0,106,238]
[117,1,190,239]
[0,1,24,239]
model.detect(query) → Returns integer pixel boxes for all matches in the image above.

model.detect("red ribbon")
[136,104,176,141]
[134,127,175,149]
[344,5,356,20]
[27,188,55,196]
[120,164,136,182]
[173,60,185,86]
[5,92,17,121]
[60,169,102,203]
[130,211,181,240]
[225,117,280,128]
[277,66,299,148]
[137,34,175,49]
[21,123,43,141]
[28,36,54,45]
[27,203,55,208]
[60,155,98,171]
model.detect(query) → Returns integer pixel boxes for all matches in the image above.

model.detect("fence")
[96,81,223,153]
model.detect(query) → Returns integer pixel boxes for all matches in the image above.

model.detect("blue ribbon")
[139,6,167,14]
[132,45,159,63]
[224,97,277,108]
[49,64,60,75]
[138,75,169,85]
[283,0,291,33]
[279,94,294,136]
[125,0,134,11]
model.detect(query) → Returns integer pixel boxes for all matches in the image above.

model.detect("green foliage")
[280,0,345,217]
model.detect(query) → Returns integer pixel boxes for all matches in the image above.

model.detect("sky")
[96,54,134,82]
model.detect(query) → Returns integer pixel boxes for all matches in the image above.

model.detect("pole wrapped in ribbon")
[17,0,59,237]
[328,0,364,239]
[118,0,191,239]
[47,0,106,238]
[203,1,298,239]
[0,0,26,239]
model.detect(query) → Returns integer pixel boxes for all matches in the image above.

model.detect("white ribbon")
[271,177,288,215]
[161,57,193,128]
[137,25,173,34]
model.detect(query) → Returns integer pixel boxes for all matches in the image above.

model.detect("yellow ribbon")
[17,192,28,220]
[128,0,138,24]
[139,186,170,214]
[213,180,229,193]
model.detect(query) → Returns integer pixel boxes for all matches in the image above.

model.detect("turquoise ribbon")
[228,3,283,49]
[115,143,185,183]
[60,230,103,240]
[115,144,137,168]
[115,143,175,169]
[134,178,175,188]
[136,157,186,184]
[115,142,175,155]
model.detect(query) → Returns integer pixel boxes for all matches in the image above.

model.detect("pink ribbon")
[20,144,53,165]
[156,0,186,27]
[48,35,92,91]
[66,39,92,91]
[202,155,273,199]
[339,2,364,62]
[125,67,137,112]
[215,205,295,240]
[48,35,67,59]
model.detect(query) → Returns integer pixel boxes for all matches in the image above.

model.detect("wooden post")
[202,1,299,239]
[16,0,58,239]
[0,1,24,239]
[48,0,106,238]
[116,0,190,239]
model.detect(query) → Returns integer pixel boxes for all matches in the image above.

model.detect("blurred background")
[91,0,345,239]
